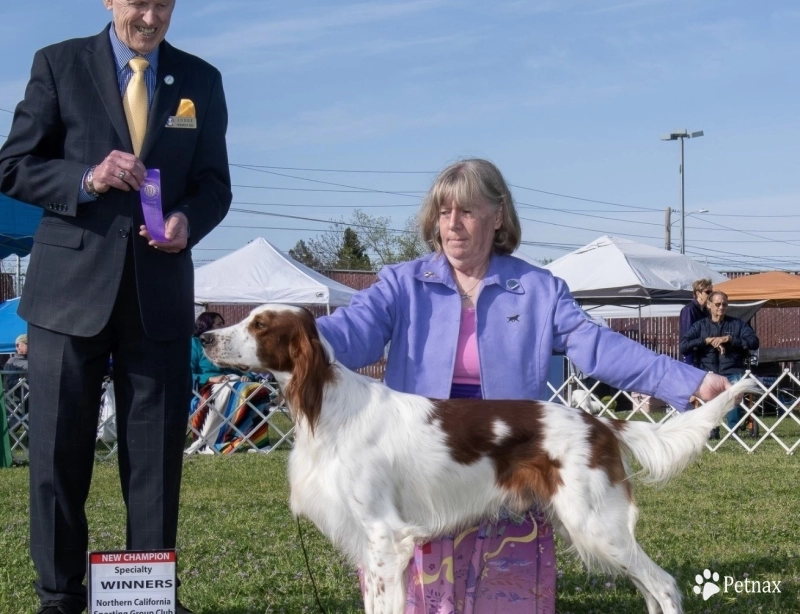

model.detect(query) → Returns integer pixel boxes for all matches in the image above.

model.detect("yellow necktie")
[123,57,150,156]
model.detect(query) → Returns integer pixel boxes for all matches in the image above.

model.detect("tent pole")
[638,305,642,344]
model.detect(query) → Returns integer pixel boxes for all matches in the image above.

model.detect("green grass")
[1,447,799,613]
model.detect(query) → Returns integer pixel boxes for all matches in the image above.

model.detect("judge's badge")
[166,99,197,129]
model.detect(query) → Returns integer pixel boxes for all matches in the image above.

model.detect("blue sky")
[2,0,799,271]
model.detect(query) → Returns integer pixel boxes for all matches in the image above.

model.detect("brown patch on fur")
[249,308,336,433]
[430,399,563,509]
[580,412,633,500]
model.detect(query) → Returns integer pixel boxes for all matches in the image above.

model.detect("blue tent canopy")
[0,298,25,354]
[0,193,41,259]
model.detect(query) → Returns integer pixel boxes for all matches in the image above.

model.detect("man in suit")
[0,1,231,612]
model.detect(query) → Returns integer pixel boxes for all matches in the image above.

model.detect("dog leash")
[296,517,328,614]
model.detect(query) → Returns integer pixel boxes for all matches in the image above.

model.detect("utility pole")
[664,207,671,251]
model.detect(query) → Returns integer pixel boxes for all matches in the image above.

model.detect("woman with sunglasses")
[679,278,714,366]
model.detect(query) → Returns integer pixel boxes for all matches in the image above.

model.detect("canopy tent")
[713,271,800,307]
[0,298,25,354]
[0,194,41,259]
[194,237,357,311]
[543,236,728,319]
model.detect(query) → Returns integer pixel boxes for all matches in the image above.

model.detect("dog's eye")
[253,320,265,329]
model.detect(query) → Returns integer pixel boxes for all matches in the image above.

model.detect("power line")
[230,199,417,209]
[230,163,433,174]
[228,207,415,234]
[232,183,426,194]
[231,164,421,199]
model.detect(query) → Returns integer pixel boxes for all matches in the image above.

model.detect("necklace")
[453,263,489,300]
[458,278,482,300]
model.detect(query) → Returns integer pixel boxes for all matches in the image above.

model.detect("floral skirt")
[403,510,557,614]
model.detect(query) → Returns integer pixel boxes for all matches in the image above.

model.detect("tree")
[288,239,322,269]
[335,227,371,270]
[288,210,429,271]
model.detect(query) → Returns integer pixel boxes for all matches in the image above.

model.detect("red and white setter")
[202,304,753,614]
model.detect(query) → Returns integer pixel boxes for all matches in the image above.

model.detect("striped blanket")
[189,381,273,454]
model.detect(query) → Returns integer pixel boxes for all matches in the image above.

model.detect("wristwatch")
[85,165,100,198]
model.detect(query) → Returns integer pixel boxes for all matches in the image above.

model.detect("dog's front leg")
[361,522,415,614]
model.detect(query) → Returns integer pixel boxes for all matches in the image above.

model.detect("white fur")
[203,304,757,614]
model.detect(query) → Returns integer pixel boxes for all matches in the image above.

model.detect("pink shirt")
[453,308,481,385]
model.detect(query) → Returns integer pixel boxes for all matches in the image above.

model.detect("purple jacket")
[317,252,706,410]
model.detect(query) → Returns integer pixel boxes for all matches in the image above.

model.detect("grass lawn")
[1,445,798,613]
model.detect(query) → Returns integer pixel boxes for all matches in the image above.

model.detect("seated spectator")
[4,334,29,430]
[5,334,28,373]
[680,290,759,436]
[191,312,250,388]
[188,312,265,454]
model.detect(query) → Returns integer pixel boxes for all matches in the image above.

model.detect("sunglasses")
[710,302,728,307]
[701,289,713,295]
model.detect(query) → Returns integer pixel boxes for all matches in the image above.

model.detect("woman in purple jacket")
[316,158,728,614]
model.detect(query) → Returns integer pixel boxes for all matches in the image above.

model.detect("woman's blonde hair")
[419,159,521,255]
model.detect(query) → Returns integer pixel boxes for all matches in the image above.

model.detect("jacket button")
[118,229,129,238]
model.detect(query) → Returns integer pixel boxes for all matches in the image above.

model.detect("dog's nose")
[200,332,215,346]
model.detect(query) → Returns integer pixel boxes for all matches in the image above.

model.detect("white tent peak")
[544,235,727,306]
[194,237,356,308]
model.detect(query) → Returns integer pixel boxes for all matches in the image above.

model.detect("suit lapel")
[139,42,184,162]
[85,26,133,153]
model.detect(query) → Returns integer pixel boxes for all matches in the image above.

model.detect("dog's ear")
[284,311,334,433]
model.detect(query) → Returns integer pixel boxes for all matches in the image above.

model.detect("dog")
[570,389,607,415]
[201,303,756,614]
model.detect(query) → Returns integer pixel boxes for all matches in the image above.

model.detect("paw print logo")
[693,569,721,601]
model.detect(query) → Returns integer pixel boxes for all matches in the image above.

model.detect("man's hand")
[706,335,731,349]
[139,212,189,253]
[693,372,731,402]
[89,150,147,193]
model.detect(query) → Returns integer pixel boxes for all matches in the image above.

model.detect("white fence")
[3,369,800,464]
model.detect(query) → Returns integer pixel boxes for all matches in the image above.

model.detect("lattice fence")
[3,369,800,464]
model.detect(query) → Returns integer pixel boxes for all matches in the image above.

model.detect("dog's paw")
[692,568,721,601]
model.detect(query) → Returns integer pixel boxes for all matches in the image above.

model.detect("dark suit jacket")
[0,25,232,340]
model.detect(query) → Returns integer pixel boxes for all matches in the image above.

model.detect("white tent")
[194,237,357,311]
[543,236,728,319]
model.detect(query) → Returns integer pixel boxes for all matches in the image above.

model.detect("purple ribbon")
[141,169,166,242]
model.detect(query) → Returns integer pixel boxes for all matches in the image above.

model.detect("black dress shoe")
[36,603,82,614]
[176,600,194,614]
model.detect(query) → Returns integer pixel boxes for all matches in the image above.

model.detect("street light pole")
[661,129,703,254]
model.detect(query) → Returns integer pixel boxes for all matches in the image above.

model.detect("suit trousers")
[27,244,191,607]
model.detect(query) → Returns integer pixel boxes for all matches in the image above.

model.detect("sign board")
[87,549,176,614]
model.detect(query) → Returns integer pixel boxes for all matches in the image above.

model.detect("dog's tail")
[609,377,760,486]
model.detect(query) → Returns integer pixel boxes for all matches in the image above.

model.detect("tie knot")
[129,56,149,73]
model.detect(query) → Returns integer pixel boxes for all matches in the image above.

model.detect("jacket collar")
[413,252,525,296]
[140,40,184,160]
[83,26,183,161]
[85,25,132,153]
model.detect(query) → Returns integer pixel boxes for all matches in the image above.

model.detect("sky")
[1,0,800,272]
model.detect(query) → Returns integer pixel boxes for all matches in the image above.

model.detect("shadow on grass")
[556,554,799,614]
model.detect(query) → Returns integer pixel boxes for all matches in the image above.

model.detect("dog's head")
[202,304,336,430]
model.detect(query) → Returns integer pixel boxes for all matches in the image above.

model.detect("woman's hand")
[693,372,730,402]
[208,375,228,384]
